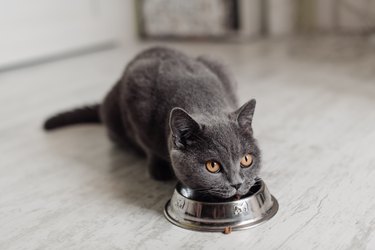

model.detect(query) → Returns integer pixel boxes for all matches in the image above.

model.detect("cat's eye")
[240,154,253,168]
[205,161,221,173]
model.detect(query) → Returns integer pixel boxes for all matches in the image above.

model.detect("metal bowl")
[164,179,278,232]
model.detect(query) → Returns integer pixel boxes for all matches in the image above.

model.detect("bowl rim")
[174,178,266,205]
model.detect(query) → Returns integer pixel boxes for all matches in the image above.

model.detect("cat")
[44,47,261,199]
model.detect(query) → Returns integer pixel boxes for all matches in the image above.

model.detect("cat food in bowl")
[164,179,278,233]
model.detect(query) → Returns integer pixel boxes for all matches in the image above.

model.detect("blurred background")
[1,0,375,69]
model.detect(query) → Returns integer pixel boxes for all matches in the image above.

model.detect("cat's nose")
[231,184,241,190]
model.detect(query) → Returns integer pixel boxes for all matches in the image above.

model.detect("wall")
[0,0,136,69]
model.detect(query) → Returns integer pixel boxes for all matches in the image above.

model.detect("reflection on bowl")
[164,179,278,232]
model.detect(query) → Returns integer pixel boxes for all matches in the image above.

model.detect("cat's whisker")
[194,189,211,193]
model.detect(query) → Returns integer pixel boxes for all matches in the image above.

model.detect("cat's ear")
[233,99,256,133]
[169,107,201,148]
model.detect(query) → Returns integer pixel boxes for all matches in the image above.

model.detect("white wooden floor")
[1,38,375,250]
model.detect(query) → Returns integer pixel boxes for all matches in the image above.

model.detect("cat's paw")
[148,156,175,181]
[149,167,174,181]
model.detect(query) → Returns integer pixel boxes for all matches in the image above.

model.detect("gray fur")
[100,47,261,198]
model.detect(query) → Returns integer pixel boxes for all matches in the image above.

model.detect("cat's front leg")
[147,154,174,181]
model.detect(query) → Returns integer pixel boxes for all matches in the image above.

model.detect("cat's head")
[168,99,261,199]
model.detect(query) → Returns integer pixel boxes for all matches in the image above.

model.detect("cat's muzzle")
[164,179,278,233]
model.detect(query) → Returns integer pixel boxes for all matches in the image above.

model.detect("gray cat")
[44,47,261,199]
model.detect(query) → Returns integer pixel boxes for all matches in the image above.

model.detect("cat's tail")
[43,104,101,130]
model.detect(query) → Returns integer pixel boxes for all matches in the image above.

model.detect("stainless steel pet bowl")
[164,179,278,232]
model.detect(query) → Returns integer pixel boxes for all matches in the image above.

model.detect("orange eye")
[205,161,221,173]
[240,154,253,168]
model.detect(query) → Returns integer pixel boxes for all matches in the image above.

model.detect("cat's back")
[121,47,231,111]
[130,46,188,62]
[125,46,204,80]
